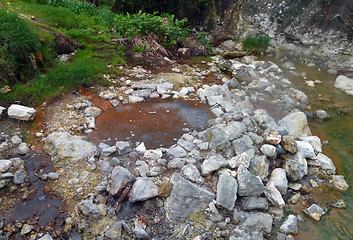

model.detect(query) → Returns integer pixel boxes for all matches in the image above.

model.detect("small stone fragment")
[279,214,298,234]
[263,129,281,145]
[281,136,297,154]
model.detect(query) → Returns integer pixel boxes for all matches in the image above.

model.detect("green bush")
[0,9,40,83]
[242,35,270,54]
[114,11,189,47]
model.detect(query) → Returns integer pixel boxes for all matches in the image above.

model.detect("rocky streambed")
[0,55,350,239]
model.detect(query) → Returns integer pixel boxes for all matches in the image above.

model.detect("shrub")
[114,11,189,47]
[242,35,270,54]
[0,9,40,83]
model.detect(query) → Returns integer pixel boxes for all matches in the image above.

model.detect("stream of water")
[260,56,353,239]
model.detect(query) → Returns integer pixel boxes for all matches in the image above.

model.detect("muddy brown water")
[89,98,214,149]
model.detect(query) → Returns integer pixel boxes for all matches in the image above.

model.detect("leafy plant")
[114,11,189,48]
[242,35,270,54]
[197,31,213,54]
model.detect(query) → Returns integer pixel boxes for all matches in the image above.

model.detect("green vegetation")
[0,9,50,84]
[242,35,270,54]
[197,31,213,54]
[0,50,105,104]
[114,11,189,47]
[0,0,191,105]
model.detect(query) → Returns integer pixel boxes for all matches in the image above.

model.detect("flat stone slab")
[165,173,214,220]
[216,174,238,210]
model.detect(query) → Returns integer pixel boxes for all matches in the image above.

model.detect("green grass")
[242,35,270,54]
[0,9,42,83]
[0,50,106,105]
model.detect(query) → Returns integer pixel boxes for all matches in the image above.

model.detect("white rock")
[334,75,353,96]
[279,111,311,138]
[8,104,35,121]
[260,144,276,157]
[299,136,322,153]
[136,142,146,155]
[264,182,285,208]
[0,106,5,118]
[18,143,29,155]
[269,168,288,195]
[296,141,316,159]
[317,153,336,174]
[0,160,13,173]
[128,95,144,103]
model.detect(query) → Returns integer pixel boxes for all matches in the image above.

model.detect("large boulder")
[165,174,215,220]
[279,112,311,138]
[334,75,353,96]
[45,132,96,164]
[8,104,35,121]
[216,174,238,210]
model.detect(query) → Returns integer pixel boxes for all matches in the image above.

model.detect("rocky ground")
[0,53,350,240]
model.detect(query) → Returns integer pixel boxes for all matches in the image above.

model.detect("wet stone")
[315,109,330,120]
[134,219,149,239]
[303,204,325,221]
[13,171,27,184]
[279,214,298,234]
[281,136,297,154]
[107,166,135,196]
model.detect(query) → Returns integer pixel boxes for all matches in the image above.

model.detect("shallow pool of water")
[89,98,214,149]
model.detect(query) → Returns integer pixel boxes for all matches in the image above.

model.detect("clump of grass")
[0,50,106,105]
[0,9,40,83]
[242,35,270,54]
